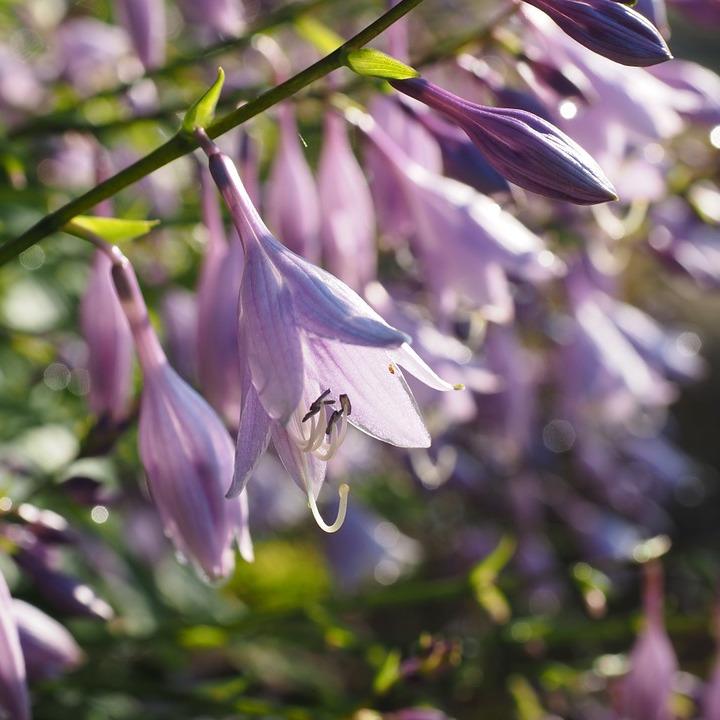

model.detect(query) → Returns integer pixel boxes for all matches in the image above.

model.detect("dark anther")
[339,394,352,417]
[325,409,344,436]
[302,389,334,422]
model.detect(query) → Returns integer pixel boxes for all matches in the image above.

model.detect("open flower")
[390,76,617,205]
[197,131,456,532]
[111,249,252,579]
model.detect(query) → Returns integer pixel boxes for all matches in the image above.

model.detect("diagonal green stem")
[0,0,426,266]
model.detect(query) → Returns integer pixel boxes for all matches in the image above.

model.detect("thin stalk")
[0,0,426,266]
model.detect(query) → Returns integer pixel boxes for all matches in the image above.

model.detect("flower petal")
[241,238,304,422]
[228,383,272,498]
[271,423,327,499]
[392,343,455,391]
[306,336,431,448]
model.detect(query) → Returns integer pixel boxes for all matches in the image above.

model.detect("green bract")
[343,48,419,80]
[182,67,225,132]
[65,216,160,243]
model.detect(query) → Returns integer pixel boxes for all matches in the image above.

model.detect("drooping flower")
[0,568,29,720]
[390,76,617,204]
[13,600,83,681]
[178,0,245,36]
[115,0,166,70]
[617,562,677,720]
[358,111,564,323]
[317,112,376,292]
[265,103,322,261]
[521,0,672,66]
[195,165,244,427]
[110,247,252,579]
[197,131,456,531]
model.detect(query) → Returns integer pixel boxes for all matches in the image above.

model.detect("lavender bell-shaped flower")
[618,562,677,720]
[13,600,83,681]
[521,0,672,66]
[198,131,456,532]
[115,0,166,70]
[110,248,252,579]
[195,165,244,426]
[0,568,29,720]
[265,103,322,261]
[317,112,377,292]
[390,77,617,205]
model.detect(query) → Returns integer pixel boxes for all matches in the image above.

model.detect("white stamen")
[305,479,350,533]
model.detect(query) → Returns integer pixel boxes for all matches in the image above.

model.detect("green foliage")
[343,49,419,80]
[182,67,226,132]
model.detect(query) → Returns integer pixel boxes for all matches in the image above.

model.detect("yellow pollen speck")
[453,383,465,391]
[388,363,396,374]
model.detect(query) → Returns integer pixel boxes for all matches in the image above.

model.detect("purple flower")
[619,562,677,720]
[0,568,29,720]
[265,104,322,260]
[522,0,672,66]
[178,0,245,36]
[317,113,377,291]
[115,0,166,70]
[13,600,83,681]
[161,289,198,383]
[111,250,252,579]
[360,113,564,323]
[81,251,134,424]
[390,77,617,204]
[195,166,244,426]
[198,133,455,532]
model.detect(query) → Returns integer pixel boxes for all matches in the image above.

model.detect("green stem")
[0,0,426,266]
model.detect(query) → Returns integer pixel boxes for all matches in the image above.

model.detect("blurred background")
[1,0,719,718]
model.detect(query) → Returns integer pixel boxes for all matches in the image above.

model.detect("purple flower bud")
[618,562,677,720]
[390,77,617,204]
[178,0,245,36]
[0,569,29,720]
[318,113,377,292]
[13,600,83,681]
[161,289,198,383]
[115,0,166,70]
[80,251,134,424]
[265,104,322,260]
[522,0,672,66]
[111,251,252,580]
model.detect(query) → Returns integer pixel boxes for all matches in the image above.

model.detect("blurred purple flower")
[81,251,134,424]
[178,0,245,36]
[196,166,244,426]
[161,288,198,383]
[115,0,166,70]
[111,250,252,580]
[265,104,321,260]
[0,569,29,720]
[390,77,617,204]
[361,114,563,322]
[13,600,83,681]
[667,0,720,26]
[522,0,672,66]
[618,562,677,720]
[199,133,454,532]
[318,112,377,292]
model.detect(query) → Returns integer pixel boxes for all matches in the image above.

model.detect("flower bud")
[0,569,29,720]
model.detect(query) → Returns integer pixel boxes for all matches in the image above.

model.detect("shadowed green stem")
[0,0,426,266]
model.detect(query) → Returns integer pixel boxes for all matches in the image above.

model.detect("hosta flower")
[619,562,677,720]
[81,251,134,424]
[522,0,672,66]
[317,112,376,292]
[115,0,166,70]
[13,600,83,681]
[390,77,617,205]
[197,130,456,532]
[0,568,29,720]
[111,248,252,579]
[266,104,321,261]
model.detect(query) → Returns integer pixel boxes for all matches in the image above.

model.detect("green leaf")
[343,48,419,80]
[295,16,344,54]
[372,649,401,695]
[65,216,159,243]
[182,67,225,132]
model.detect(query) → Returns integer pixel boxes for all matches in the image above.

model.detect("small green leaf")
[343,48,419,80]
[182,67,225,132]
[65,216,159,243]
[373,649,401,695]
[295,16,344,54]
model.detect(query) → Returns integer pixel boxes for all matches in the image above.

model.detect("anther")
[339,393,352,416]
[302,389,334,422]
[325,409,344,436]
